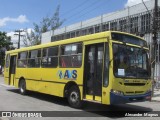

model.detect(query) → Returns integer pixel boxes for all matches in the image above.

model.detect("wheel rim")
[70,91,78,103]
[20,82,25,93]
[20,87,24,93]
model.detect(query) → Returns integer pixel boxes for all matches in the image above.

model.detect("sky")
[0,0,150,48]
[0,0,150,33]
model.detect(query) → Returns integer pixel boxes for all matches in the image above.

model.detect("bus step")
[83,99,101,103]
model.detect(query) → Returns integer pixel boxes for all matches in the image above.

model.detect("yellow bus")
[4,31,151,108]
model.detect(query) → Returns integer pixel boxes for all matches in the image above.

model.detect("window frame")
[5,54,10,68]
[28,49,41,68]
[41,46,59,68]
[60,43,83,68]
[17,51,28,68]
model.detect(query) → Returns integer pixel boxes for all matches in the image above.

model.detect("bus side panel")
[39,68,83,97]
[25,80,36,91]
[101,68,113,105]
[102,87,111,105]
[4,53,10,85]
[101,41,113,105]
[4,66,9,84]
[16,68,83,98]
[15,68,27,88]
[4,66,9,85]
[27,68,42,81]
[10,74,14,86]
[4,77,9,85]
[26,68,42,91]
[24,80,65,97]
[42,82,65,97]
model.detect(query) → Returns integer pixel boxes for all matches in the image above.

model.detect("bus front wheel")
[19,79,27,95]
[68,86,82,108]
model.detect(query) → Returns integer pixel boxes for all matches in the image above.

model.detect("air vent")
[124,83,145,86]
[125,91,144,95]
[126,91,134,94]
[135,91,144,94]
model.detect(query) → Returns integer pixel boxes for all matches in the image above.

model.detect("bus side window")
[71,44,82,67]
[103,43,109,87]
[42,46,58,68]
[60,43,82,68]
[28,49,41,68]
[60,45,71,67]
[17,51,27,68]
[5,54,10,68]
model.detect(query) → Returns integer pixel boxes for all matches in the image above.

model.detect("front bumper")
[110,91,151,104]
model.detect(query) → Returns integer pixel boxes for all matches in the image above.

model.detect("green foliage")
[23,4,65,47]
[0,32,13,66]
[23,30,41,47]
[0,32,12,49]
[50,5,64,31]
[34,5,65,33]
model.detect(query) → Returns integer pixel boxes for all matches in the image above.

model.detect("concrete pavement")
[152,88,160,102]
[1,76,160,119]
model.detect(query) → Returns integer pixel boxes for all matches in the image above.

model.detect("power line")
[66,0,100,18]
[142,0,153,18]
[61,8,142,32]
[62,0,154,30]
[64,0,107,24]
[60,0,92,17]
[75,0,111,21]
[66,6,154,34]
[52,11,154,41]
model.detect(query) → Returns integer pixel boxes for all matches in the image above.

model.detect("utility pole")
[152,0,158,96]
[14,30,25,49]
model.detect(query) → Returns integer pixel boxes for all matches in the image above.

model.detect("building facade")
[42,0,160,87]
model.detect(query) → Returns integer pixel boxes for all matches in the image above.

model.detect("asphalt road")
[0,76,160,120]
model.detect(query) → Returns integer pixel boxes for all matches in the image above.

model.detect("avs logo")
[57,70,77,80]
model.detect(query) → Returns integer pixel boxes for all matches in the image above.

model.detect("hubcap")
[70,91,78,103]
[20,83,25,93]
[20,87,24,93]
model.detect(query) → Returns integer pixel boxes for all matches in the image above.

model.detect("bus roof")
[6,31,144,54]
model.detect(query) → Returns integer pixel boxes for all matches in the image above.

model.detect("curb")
[151,98,160,102]
[151,100,160,102]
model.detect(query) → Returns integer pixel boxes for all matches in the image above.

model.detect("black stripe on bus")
[15,78,83,86]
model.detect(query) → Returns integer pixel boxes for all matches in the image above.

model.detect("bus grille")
[125,91,144,95]
[126,91,134,94]
[135,91,144,94]
[124,83,145,86]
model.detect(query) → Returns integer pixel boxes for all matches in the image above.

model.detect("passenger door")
[84,43,104,102]
[9,55,17,86]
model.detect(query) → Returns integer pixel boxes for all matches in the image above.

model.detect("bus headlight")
[111,89,124,96]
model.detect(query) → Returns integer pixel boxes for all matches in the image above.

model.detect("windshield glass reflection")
[113,44,150,78]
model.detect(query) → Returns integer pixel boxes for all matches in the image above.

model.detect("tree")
[0,31,13,66]
[23,29,40,47]
[23,5,65,47]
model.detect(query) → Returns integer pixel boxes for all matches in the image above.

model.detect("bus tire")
[19,79,27,95]
[68,86,82,108]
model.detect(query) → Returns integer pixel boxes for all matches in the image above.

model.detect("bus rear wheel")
[19,79,27,95]
[68,86,82,108]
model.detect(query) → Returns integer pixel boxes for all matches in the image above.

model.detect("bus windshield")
[111,33,147,47]
[113,44,150,79]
